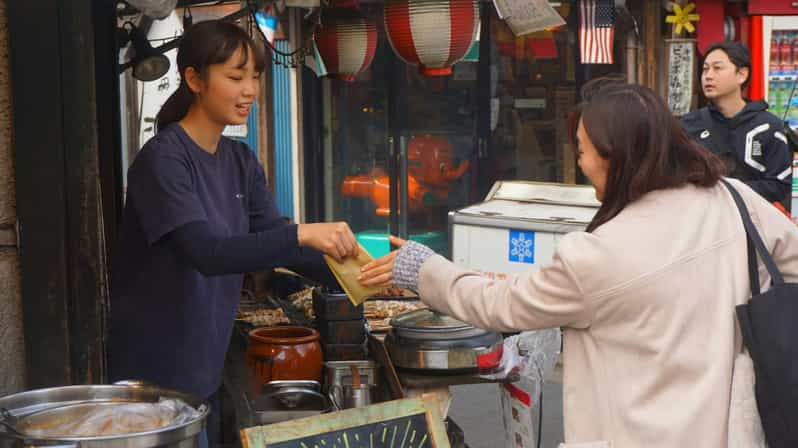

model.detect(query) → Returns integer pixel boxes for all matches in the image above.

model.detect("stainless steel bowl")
[0,384,209,448]
[249,381,332,425]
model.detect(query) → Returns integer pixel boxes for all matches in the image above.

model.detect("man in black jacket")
[682,42,792,209]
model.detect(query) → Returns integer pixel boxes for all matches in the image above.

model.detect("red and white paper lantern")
[315,12,378,82]
[384,0,479,76]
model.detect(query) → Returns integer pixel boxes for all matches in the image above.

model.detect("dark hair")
[702,41,752,90]
[570,79,726,232]
[156,20,266,132]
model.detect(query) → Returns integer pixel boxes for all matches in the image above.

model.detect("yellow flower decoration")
[666,2,700,35]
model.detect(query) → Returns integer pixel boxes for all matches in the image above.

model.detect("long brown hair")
[570,79,726,232]
[156,20,266,132]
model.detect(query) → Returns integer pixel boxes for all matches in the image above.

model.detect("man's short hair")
[703,41,752,90]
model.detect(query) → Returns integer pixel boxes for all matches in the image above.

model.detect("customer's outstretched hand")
[358,235,406,287]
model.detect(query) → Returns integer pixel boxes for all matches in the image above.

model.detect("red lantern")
[314,12,378,82]
[384,0,479,76]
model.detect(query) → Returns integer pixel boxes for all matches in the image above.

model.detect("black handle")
[722,179,785,294]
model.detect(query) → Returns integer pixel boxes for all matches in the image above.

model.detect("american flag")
[579,0,615,64]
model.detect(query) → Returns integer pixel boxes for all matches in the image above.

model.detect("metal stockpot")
[385,308,504,373]
[0,383,209,448]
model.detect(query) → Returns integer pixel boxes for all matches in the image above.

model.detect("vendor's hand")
[297,222,358,263]
[358,236,407,287]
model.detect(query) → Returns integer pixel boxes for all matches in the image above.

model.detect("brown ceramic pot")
[247,326,323,386]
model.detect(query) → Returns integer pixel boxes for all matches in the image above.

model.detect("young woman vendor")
[108,20,356,447]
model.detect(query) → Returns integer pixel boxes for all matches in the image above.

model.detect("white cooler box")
[449,180,600,277]
[449,181,600,448]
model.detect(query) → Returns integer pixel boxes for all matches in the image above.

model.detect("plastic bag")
[486,329,561,448]
[480,328,561,382]
[126,0,178,20]
[20,398,203,438]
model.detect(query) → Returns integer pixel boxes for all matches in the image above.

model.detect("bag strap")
[722,179,785,291]
[701,108,735,156]
[723,181,797,441]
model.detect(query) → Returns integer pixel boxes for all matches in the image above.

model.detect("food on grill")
[375,286,412,297]
[236,308,290,327]
[364,300,427,331]
[288,287,315,319]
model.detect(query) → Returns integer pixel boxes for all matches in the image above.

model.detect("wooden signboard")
[241,394,449,448]
[665,39,697,116]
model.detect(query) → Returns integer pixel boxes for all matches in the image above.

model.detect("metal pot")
[0,383,209,448]
[385,308,503,372]
[323,361,379,408]
[249,381,333,425]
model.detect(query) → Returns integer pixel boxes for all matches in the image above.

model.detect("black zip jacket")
[682,100,792,206]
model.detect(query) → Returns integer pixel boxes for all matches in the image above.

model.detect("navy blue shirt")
[109,124,330,398]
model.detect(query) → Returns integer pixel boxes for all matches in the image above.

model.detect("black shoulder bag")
[723,179,798,448]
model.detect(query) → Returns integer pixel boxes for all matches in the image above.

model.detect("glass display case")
[309,2,627,257]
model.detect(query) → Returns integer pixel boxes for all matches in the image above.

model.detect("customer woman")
[359,80,798,447]
[109,20,356,446]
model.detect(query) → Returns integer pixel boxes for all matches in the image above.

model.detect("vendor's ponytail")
[154,20,266,133]
[156,81,193,132]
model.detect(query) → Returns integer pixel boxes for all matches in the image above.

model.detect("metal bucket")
[0,383,209,448]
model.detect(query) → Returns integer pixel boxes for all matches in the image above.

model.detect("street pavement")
[448,364,564,448]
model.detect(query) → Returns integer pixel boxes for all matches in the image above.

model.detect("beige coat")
[418,179,798,447]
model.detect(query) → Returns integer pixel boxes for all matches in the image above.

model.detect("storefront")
[298,0,651,259]
[0,0,681,446]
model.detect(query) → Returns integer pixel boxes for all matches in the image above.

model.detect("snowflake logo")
[508,230,535,264]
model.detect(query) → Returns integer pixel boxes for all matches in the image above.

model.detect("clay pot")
[247,326,323,387]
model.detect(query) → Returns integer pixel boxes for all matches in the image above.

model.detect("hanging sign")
[492,0,565,37]
[666,39,696,116]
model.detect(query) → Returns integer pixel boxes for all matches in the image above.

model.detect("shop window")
[317,2,632,256]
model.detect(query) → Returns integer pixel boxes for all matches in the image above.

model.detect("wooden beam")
[8,0,72,388]
[9,0,107,387]
[60,0,107,385]
[92,0,124,263]
[642,0,662,92]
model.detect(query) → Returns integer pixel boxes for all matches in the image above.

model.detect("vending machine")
[758,16,798,219]
[762,17,798,128]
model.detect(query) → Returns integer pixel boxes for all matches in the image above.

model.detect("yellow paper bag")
[323,244,381,306]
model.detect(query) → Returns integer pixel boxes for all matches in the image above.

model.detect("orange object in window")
[342,135,470,216]
[407,135,469,187]
[341,170,432,216]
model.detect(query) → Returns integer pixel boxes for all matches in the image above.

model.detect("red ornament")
[384,0,479,76]
[314,12,378,82]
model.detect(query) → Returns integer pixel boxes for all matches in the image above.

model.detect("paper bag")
[323,245,381,306]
